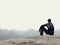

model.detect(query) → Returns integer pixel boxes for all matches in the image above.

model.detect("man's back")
[47,22,54,34]
[47,22,54,31]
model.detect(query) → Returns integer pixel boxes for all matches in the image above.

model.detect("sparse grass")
[16,41,35,45]
[8,41,17,44]
[16,42,27,45]
[28,41,34,43]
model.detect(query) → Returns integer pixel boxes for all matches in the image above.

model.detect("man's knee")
[40,25,44,29]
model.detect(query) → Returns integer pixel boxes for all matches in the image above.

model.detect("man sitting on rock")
[39,19,54,35]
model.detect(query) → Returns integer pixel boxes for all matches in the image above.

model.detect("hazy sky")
[0,0,60,30]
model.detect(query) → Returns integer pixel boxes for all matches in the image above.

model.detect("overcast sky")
[0,0,60,30]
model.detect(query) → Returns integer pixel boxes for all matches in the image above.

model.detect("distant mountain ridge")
[0,29,60,40]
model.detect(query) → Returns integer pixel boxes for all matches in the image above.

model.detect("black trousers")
[40,26,54,35]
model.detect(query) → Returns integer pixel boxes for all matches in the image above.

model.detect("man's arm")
[39,24,47,32]
[42,24,47,27]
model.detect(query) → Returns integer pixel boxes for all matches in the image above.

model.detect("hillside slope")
[0,36,60,45]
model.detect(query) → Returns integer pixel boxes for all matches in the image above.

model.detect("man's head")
[48,19,51,23]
